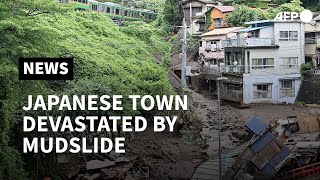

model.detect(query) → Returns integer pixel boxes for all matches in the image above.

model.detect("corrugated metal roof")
[313,15,320,21]
[201,27,244,37]
[235,26,271,33]
[191,142,250,180]
[245,117,268,134]
[214,6,235,13]
[250,131,274,153]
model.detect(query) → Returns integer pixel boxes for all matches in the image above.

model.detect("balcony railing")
[221,65,247,73]
[222,90,243,101]
[305,37,316,44]
[204,66,221,75]
[305,69,320,75]
[223,38,276,47]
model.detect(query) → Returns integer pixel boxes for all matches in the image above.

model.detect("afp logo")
[19,58,74,80]
[274,9,313,23]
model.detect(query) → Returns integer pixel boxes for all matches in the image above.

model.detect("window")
[281,57,298,68]
[76,0,87,3]
[92,4,98,11]
[199,22,205,32]
[253,84,272,99]
[252,58,274,69]
[192,7,202,14]
[280,31,298,41]
[106,7,111,13]
[305,32,316,43]
[214,18,222,28]
[206,41,220,51]
[115,9,120,15]
[280,80,295,97]
[249,30,260,38]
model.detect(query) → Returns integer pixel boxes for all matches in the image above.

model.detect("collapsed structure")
[192,112,320,180]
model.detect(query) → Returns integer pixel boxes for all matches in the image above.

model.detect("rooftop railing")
[223,38,276,47]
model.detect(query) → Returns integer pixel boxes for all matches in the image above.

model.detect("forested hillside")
[0,0,172,179]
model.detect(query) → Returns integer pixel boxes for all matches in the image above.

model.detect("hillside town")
[1,0,320,180]
[168,0,320,179]
[167,0,319,106]
[55,0,320,179]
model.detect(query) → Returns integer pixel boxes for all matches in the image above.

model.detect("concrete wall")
[274,22,305,64]
[297,79,320,104]
[305,43,316,56]
[259,26,274,39]
[243,74,301,104]
[245,48,301,76]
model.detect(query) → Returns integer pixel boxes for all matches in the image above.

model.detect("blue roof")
[245,117,268,134]
[234,26,271,33]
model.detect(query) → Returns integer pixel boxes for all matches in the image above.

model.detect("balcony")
[195,12,204,17]
[222,65,247,74]
[223,38,276,47]
[205,47,221,52]
[203,66,221,75]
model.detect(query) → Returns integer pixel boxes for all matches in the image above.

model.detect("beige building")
[305,15,320,69]
[199,27,244,75]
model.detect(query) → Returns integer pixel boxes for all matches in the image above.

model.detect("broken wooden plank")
[159,148,176,163]
[86,160,115,170]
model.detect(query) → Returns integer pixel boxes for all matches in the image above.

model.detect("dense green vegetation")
[225,0,305,26]
[0,0,173,179]
[162,0,183,32]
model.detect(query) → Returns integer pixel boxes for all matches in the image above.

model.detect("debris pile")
[193,112,320,180]
[271,109,320,179]
[224,117,291,179]
[58,130,203,180]
[197,102,246,157]
[59,151,148,180]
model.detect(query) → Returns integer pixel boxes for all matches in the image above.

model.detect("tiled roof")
[200,27,244,37]
[214,5,235,13]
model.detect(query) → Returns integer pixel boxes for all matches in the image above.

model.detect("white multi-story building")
[220,20,305,105]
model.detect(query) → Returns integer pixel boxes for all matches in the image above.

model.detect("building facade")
[205,6,234,31]
[199,27,244,75]
[181,0,221,35]
[221,20,305,105]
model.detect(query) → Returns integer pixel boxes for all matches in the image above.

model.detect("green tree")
[268,0,304,18]
[233,0,261,6]
[162,0,183,32]
[225,4,270,26]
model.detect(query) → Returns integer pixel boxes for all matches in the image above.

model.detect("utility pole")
[189,3,192,35]
[217,73,228,180]
[181,18,187,88]
[121,0,125,23]
[217,78,222,180]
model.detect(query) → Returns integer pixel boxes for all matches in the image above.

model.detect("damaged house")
[220,20,305,105]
